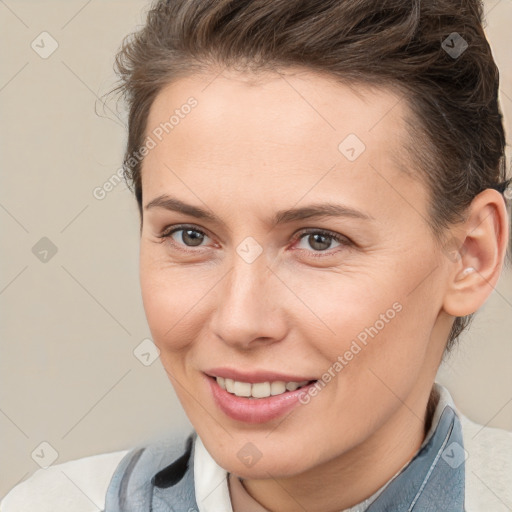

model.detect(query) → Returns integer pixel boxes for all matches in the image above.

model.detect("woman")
[2,0,512,510]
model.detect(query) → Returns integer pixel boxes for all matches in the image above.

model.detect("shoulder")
[458,409,512,512]
[0,449,130,512]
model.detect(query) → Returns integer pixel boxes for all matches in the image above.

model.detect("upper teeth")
[216,377,310,398]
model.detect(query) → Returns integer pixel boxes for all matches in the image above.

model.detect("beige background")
[0,0,511,500]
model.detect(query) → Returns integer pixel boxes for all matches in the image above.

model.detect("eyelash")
[157,224,352,257]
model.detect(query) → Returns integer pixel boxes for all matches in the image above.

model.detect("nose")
[209,252,288,350]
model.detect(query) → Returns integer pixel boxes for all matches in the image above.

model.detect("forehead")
[147,67,408,141]
[142,68,419,208]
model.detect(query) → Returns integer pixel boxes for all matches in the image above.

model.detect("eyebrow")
[145,194,374,226]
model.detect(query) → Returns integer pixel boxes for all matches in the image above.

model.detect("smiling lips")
[216,376,312,398]
[205,368,319,423]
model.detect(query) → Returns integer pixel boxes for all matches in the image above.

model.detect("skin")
[138,67,509,512]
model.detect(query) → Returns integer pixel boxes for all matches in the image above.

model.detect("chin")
[199,429,321,479]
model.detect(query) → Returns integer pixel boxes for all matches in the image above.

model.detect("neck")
[240,383,438,512]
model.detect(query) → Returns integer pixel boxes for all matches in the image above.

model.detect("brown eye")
[159,225,211,250]
[174,228,205,247]
[294,229,351,255]
[304,233,335,251]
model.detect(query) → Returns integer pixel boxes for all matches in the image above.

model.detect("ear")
[442,188,510,317]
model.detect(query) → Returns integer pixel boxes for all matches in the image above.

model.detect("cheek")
[139,248,208,352]
[285,266,403,346]
[302,265,435,388]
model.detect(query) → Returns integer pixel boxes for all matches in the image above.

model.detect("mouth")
[204,372,319,423]
[212,376,316,399]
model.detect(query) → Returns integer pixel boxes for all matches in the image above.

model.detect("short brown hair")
[111,0,511,354]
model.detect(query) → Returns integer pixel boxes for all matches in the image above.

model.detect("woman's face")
[139,68,453,478]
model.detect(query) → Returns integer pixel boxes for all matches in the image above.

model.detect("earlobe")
[442,188,509,318]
